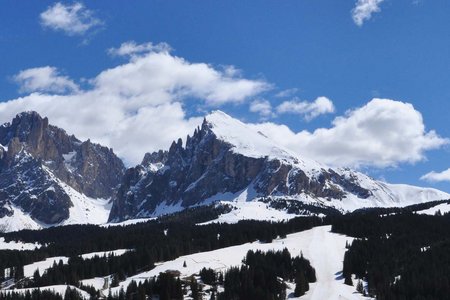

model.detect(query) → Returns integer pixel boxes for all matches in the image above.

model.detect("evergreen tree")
[356,280,364,294]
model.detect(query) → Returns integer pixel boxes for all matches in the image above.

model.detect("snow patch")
[417,202,450,215]
[0,237,41,251]
[24,257,69,277]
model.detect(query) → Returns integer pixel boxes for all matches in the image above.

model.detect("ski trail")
[300,226,369,300]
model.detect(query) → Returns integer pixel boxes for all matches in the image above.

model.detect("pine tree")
[356,279,364,294]
[33,269,41,286]
[294,272,309,297]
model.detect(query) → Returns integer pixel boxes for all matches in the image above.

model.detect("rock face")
[109,111,449,222]
[0,112,125,226]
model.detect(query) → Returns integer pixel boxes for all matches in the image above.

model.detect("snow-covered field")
[417,202,450,215]
[110,225,370,299]
[22,249,132,278]
[0,237,41,251]
[200,200,297,225]
[80,276,109,290]
[24,256,69,277]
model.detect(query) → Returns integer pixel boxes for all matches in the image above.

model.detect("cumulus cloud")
[249,99,274,118]
[13,66,79,94]
[352,0,384,26]
[276,96,335,121]
[94,42,269,106]
[251,99,448,168]
[40,2,103,36]
[421,169,450,183]
[1,42,269,165]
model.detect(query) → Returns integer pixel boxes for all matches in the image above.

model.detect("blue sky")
[1,0,450,191]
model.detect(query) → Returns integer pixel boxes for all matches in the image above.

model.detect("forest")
[333,209,450,299]
[2,202,450,299]
[0,205,322,299]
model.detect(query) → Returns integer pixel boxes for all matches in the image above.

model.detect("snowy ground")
[80,276,109,291]
[24,256,69,277]
[0,237,41,251]
[417,202,450,215]
[109,225,370,299]
[200,200,297,225]
[22,249,132,278]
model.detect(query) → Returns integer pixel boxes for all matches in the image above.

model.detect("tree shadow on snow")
[334,271,344,280]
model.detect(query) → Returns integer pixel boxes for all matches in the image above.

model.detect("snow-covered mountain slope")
[0,179,111,232]
[109,225,368,300]
[109,110,449,222]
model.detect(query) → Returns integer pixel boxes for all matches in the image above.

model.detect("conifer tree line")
[0,287,83,300]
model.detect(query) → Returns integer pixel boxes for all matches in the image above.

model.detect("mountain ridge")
[108,110,450,222]
[0,110,447,231]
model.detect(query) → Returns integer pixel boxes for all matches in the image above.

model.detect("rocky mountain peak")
[0,112,126,229]
[0,111,77,165]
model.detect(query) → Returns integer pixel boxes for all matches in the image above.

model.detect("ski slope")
[110,225,370,299]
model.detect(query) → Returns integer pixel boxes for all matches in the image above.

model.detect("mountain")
[0,112,125,231]
[109,111,450,222]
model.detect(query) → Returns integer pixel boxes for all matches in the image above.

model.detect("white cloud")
[107,41,171,57]
[13,66,79,94]
[1,42,269,165]
[40,2,103,36]
[251,99,448,168]
[249,99,274,118]
[275,88,299,98]
[421,169,450,183]
[94,42,269,106]
[352,0,384,26]
[276,96,335,121]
